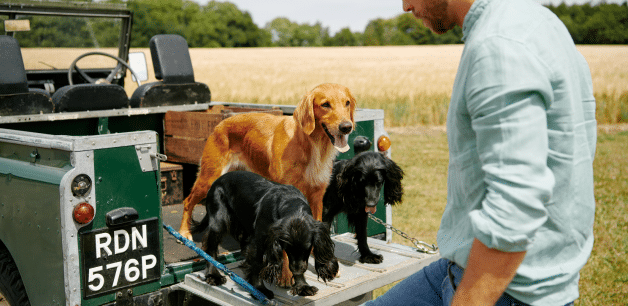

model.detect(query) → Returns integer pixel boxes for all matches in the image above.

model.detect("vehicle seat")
[0,35,54,115]
[130,34,211,108]
[52,83,130,112]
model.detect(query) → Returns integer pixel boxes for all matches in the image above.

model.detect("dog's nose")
[339,122,353,134]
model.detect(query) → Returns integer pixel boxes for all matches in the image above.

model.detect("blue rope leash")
[163,224,273,305]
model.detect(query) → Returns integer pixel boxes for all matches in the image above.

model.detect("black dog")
[191,171,339,299]
[322,151,404,264]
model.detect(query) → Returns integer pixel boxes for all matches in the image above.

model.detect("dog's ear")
[334,161,353,200]
[334,161,346,192]
[383,157,404,205]
[348,92,357,125]
[312,221,339,282]
[294,92,316,135]
[259,224,285,283]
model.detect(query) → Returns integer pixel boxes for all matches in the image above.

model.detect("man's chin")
[422,19,452,35]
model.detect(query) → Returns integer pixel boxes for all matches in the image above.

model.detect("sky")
[192,0,625,34]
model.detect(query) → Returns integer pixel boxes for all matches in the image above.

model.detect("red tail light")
[73,202,95,225]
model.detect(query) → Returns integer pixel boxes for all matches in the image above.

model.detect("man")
[365,0,596,305]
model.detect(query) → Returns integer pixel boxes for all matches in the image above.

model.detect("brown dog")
[179,83,356,285]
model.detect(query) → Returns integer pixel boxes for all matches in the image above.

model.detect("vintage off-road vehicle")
[0,2,438,305]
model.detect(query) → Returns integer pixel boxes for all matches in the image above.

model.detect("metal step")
[173,233,440,305]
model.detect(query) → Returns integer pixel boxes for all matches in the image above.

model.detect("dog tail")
[190,214,209,234]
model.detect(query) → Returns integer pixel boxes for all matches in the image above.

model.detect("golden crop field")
[136,45,628,126]
[23,45,628,126]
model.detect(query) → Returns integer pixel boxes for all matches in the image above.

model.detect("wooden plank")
[163,107,283,165]
[164,111,222,139]
[164,136,206,164]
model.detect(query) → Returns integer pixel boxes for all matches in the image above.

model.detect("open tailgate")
[173,233,440,305]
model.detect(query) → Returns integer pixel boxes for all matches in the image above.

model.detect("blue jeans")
[362,258,575,306]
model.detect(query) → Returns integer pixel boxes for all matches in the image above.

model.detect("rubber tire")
[0,244,30,306]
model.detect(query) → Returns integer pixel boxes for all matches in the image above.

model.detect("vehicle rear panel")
[77,135,164,306]
[0,144,68,305]
[0,129,164,306]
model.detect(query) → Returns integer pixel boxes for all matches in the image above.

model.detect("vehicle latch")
[135,144,167,172]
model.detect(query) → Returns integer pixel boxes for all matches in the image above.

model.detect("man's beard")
[424,1,452,34]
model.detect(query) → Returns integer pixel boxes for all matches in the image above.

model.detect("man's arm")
[451,238,526,306]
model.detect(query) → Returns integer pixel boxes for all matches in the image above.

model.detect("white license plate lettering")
[94,224,149,258]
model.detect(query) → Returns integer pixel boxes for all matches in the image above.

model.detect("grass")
[372,127,628,304]
[578,129,628,304]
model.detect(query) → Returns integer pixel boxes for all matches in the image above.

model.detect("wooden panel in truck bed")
[163,105,283,164]
[173,233,440,306]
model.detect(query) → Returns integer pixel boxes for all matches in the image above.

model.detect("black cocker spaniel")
[191,171,338,299]
[322,151,404,264]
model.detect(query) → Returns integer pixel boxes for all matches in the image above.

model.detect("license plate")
[81,218,161,299]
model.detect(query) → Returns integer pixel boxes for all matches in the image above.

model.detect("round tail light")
[377,135,391,152]
[73,202,95,225]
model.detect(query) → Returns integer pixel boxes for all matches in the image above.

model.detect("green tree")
[293,22,328,46]
[265,18,329,47]
[127,0,191,47]
[330,28,358,46]
[548,2,628,44]
[265,17,298,46]
[128,0,269,48]
[200,1,270,47]
[363,19,386,46]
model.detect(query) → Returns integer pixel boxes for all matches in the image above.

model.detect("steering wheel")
[68,51,142,87]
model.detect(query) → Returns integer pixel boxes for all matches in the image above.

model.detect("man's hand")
[452,238,526,305]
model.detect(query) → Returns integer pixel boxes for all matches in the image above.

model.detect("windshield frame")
[0,1,133,67]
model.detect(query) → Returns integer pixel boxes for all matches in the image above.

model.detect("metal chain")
[368,213,439,254]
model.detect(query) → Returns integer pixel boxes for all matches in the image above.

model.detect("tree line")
[9,0,628,47]
[128,0,628,46]
[548,2,628,44]
[125,0,464,47]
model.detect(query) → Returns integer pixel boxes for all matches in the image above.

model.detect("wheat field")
[23,45,628,125]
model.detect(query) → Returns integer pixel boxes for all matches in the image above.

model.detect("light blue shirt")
[438,0,596,304]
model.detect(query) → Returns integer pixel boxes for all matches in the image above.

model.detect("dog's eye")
[321,102,331,108]
[346,100,351,107]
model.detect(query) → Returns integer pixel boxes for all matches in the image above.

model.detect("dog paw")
[359,253,383,264]
[291,284,318,296]
[204,274,227,286]
[179,230,194,242]
[315,258,339,282]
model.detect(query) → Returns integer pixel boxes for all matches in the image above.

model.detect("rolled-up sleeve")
[465,37,556,252]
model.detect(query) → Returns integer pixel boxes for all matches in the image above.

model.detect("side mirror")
[128,52,149,82]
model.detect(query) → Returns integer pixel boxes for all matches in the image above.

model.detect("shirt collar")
[462,0,490,42]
